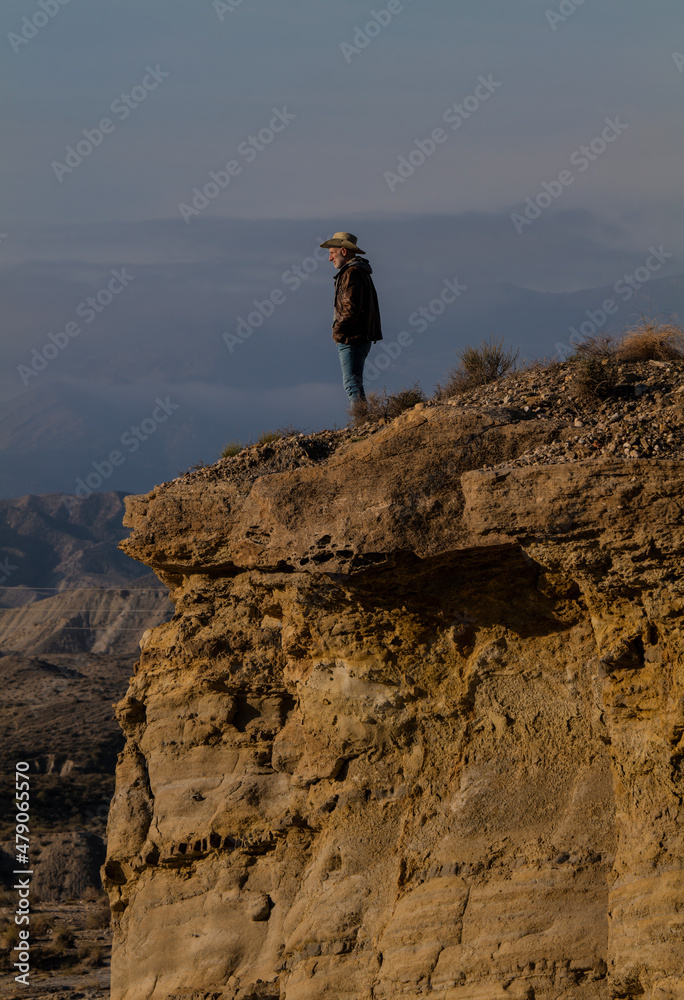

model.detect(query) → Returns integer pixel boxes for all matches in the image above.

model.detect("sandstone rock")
[104,400,684,1000]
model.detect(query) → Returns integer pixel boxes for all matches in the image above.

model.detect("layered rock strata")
[104,403,684,1000]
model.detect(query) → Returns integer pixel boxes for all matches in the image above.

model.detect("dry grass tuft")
[569,336,619,400]
[571,335,616,359]
[351,384,425,426]
[221,425,303,459]
[436,336,519,398]
[617,320,684,362]
[77,941,105,966]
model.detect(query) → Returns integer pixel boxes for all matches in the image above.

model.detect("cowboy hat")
[319,231,366,254]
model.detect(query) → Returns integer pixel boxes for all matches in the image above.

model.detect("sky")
[1,0,683,498]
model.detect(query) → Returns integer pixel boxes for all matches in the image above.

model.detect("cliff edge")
[104,365,684,1000]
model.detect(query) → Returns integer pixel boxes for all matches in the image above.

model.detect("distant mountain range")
[0,491,159,604]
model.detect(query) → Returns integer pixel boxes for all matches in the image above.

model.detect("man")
[319,231,382,413]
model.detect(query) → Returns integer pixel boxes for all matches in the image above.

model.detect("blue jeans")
[337,341,372,401]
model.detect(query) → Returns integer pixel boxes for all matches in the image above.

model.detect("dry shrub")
[571,335,616,359]
[384,384,426,418]
[569,336,619,399]
[77,941,104,966]
[256,430,282,446]
[353,384,425,425]
[0,918,20,949]
[84,906,111,930]
[221,425,302,459]
[527,356,564,374]
[30,914,51,938]
[436,336,519,397]
[617,320,684,362]
[220,440,243,458]
[48,922,75,951]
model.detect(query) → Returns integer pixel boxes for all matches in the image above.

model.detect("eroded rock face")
[105,405,684,1000]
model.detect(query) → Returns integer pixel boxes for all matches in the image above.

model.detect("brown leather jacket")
[331,257,383,344]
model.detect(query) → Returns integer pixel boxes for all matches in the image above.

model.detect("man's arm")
[332,267,368,342]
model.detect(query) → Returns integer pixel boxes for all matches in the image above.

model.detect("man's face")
[329,247,347,269]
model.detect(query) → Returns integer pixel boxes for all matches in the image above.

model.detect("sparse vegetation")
[568,336,619,399]
[436,335,519,398]
[354,383,426,425]
[29,913,51,937]
[0,917,20,949]
[571,334,616,359]
[77,940,105,966]
[220,425,303,458]
[572,354,620,400]
[257,430,283,446]
[84,903,111,930]
[221,440,244,458]
[257,425,303,446]
[49,921,75,952]
[194,319,684,464]
[617,319,684,362]
[564,321,684,401]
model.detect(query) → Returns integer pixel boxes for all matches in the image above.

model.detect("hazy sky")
[2,0,683,496]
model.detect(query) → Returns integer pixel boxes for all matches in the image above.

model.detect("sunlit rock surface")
[104,403,684,1000]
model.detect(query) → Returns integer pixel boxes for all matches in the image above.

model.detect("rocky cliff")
[105,366,684,1000]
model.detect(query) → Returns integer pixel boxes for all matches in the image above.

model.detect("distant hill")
[0,490,173,969]
[0,490,158,607]
[0,651,132,837]
[0,586,172,655]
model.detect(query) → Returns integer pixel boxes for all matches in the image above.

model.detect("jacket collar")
[334,256,360,280]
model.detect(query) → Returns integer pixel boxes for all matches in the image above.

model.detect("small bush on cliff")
[569,336,619,399]
[385,383,426,418]
[221,440,243,458]
[258,425,303,446]
[436,336,519,397]
[357,383,425,425]
[221,426,303,458]
[617,319,684,362]
[257,430,282,446]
